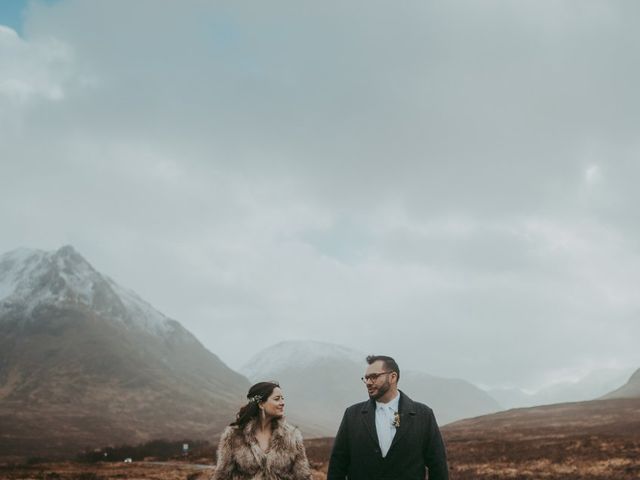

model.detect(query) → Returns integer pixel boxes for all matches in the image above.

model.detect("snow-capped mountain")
[241,340,501,433]
[242,340,363,380]
[242,341,366,434]
[0,245,249,459]
[0,246,173,335]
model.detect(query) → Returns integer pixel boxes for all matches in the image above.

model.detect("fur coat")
[211,418,312,480]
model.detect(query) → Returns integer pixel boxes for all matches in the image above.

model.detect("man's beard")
[368,380,391,400]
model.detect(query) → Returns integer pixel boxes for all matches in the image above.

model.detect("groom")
[327,355,449,480]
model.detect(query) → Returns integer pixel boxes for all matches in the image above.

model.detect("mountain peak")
[0,246,172,335]
[1,245,99,305]
[55,244,83,260]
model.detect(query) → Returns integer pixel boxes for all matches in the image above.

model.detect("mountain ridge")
[0,245,250,459]
[241,339,501,432]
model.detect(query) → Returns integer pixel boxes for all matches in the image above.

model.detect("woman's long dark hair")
[231,381,281,429]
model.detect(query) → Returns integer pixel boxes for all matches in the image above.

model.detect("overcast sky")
[1,0,639,391]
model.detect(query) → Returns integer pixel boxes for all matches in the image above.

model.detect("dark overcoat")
[327,391,449,480]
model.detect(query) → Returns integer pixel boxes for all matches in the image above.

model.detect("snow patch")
[241,340,364,381]
[0,248,48,301]
[106,277,173,335]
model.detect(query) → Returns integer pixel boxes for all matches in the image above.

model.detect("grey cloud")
[1,0,640,390]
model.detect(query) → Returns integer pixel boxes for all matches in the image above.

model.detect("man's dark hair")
[366,355,400,382]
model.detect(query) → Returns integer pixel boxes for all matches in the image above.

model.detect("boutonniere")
[392,411,400,428]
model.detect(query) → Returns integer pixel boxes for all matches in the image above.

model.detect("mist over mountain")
[2,244,633,460]
[0,246,249,459]
[602,368,640,399]
[241,340,500,434]
[487,367,635,409]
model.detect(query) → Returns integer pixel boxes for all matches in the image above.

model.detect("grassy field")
[2,398,639,479]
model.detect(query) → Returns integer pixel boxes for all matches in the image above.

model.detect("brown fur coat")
[211,418,312,480]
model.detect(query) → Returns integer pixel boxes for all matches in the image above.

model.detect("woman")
[212,381,312,480]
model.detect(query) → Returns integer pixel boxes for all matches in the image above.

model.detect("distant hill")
[487,367,636,409]
[441,397,640,479]
[444,397,640,435]
[241,340,500,434]
[0,246,250,459]
[400,370,501,424]
[602,368,640,399]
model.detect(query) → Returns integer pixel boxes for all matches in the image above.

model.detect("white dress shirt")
[375,392,400,457]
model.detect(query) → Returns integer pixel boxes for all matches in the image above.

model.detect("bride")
[212,381,312,480]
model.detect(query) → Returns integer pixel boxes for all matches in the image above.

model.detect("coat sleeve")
[211,426,236,480]
[291,427,313,480]
[326,409,350,480]
[422,409,449,480]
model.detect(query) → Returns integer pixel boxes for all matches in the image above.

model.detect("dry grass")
[0,461,328,480]
[3,398,639,480]
[0,461,211,480]
[442,397,640,479]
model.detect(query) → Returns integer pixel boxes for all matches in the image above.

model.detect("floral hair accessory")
[392,411,401,428]
[248,394,263,404]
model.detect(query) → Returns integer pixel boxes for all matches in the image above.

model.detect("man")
[327,355,449,480]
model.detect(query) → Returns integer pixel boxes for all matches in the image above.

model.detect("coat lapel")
[387,391,416,456]
[360,399,379,450]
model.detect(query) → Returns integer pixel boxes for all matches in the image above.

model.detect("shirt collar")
[375,391,400,411]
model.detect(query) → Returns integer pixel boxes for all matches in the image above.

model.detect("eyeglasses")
[361,371,392,384]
